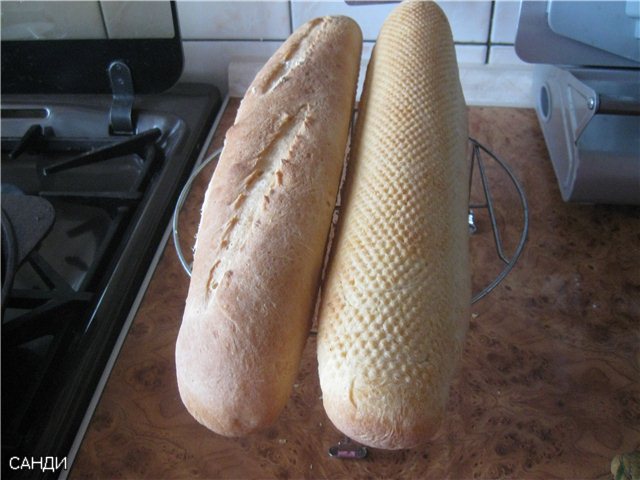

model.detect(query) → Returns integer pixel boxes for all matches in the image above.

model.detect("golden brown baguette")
[176,16,362,437]
[316,1,470,450]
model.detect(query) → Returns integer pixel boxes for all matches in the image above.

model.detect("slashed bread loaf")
[176,16,362,437]
[316,1,470,450]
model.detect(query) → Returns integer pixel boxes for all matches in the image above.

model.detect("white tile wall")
[181,40,282,93]
[455,45,487,64]
[101,1,174,39]
[488,45,528,65]
[1,1,177,40]
[1,1,106,40]
[291,1,395,41]
[459,64,533,107]
[177,1,290,40]
[180,0,531,106]
[0,0,532,106]
[491,0,521,43]
[291,1,491,43]
[439,1,491,43]
[362,41,375,61]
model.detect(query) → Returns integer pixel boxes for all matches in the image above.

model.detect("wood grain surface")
[70,98,640,479]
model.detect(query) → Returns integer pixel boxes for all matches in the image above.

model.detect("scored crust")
[176,16,362,436]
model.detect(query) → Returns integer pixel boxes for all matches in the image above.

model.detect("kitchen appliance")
[1,3,222,478]
[515,0,640,204]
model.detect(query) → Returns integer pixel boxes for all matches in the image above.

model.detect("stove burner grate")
[1,125,165,464]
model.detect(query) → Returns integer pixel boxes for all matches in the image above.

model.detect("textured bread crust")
[176,16,362,437]
[317,1,470,450]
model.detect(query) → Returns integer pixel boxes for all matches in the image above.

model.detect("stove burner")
[8,125,52,159]
[0,193,55,306]
[2,207,17,304]
[42,127,161,175]
[2,127,164,454]
[1,85,221,479]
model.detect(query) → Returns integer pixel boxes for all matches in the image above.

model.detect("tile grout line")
[288,0,294,35]
[485,0,496,64]
[97,1,110,39]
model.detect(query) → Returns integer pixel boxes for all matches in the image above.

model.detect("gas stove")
[1,85,221,478]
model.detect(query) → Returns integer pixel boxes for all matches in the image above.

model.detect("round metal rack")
[172,138,529,461]
[467,137,529,303]
[173,139,529,304]
[172,147,222,277]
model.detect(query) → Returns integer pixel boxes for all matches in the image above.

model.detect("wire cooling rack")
[172,138,528,304]
[171,137,529,460]
[467,137,529,302]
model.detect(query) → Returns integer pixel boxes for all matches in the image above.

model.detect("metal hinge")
[108,60,135,135]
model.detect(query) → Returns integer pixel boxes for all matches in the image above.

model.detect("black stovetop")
[1,84,221,479]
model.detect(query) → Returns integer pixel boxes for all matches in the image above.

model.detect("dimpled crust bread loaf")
[316,1,470,450]
[176,16,362,437]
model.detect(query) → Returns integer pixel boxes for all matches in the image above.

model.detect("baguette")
[316,1,470,450]
[176,16,362,437]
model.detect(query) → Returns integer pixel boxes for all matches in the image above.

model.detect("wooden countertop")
[71,98,639,479]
